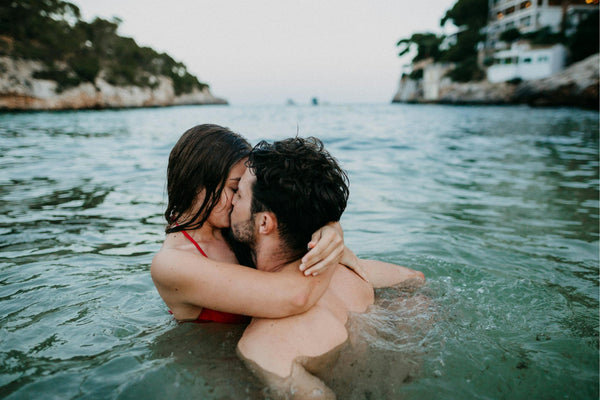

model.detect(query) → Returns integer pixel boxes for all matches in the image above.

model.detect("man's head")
[231,137,349,260]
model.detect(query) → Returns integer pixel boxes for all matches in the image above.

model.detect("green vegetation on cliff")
[0,0,208,94]
[396,0,599,83]
[397,0,488,82]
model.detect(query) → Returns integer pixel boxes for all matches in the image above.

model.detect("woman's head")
[165,124,251,233]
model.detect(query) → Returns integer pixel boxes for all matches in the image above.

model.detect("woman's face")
[206,159,247,229]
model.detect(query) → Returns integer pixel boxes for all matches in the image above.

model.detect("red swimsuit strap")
[180,229,208,257]
[172,224,248,324]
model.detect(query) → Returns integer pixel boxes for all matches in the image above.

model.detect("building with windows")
[487,42,567,82]
[483,0,598,82]
[486,0,598,49]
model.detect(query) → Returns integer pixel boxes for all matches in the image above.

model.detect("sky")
[72,0,458,105]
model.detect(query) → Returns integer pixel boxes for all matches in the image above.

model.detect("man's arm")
[357,259,425,288]
[341,247,425,288]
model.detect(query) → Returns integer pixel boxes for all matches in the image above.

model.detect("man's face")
[230,168,257,244]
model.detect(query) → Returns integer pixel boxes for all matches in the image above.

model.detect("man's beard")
[231,214,256,245]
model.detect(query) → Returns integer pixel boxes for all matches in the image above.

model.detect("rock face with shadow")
[393,53,599,110]
[513,53,599,110]
[0,56,227,111]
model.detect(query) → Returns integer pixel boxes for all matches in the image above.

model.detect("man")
[230,137,424,398]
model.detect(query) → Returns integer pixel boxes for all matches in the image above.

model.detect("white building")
[484,0,597,82]
[487,42,567,82]
[486,0,598,49]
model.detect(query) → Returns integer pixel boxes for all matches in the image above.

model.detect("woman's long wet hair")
[164,124,251,234]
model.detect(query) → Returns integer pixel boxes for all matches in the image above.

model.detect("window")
[522,57,532,63]
[538,55,549,63]
[520,1,532,9]
[521,16,531,26]
[506,6,516,14]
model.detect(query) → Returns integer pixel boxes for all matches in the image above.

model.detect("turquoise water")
[0,104,598,399]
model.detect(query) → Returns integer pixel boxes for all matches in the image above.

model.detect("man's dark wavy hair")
[247,137,349,260]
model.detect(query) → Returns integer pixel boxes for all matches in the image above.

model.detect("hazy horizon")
[72,0,458,105]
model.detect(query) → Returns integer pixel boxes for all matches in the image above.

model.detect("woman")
[151,124,351,323]
[151,124,424,323]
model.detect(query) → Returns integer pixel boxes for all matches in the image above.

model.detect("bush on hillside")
[0,0,208,94]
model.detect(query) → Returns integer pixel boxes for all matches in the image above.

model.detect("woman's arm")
[151,247,338,320]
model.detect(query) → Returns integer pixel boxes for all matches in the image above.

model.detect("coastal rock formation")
[392,76,422,103]
[392,53,599,110]
[513,53,599,109]
[0,56,227,110]
[438,81,516,105]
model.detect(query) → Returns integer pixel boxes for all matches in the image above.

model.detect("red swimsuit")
[178,230,249,324]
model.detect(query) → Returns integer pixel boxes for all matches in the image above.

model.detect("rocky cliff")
[0,56,227,111]
[514,53,599,109]
[392,53,599,110]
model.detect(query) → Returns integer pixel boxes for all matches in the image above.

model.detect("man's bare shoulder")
[329,264,374,313]
[238,306,348,377]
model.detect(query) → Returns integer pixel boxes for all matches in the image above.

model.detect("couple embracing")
[151,124,425,398]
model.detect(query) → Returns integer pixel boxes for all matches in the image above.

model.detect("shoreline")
[0,102,229,113]
[0,56,228,111]
[2,101,597,114]
[392,53,599,111]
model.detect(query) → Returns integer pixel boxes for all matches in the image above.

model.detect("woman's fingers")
[300,222,344,275]
[301,232,342,271]
[302,243,343,276]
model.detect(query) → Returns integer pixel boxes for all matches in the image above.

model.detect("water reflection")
[145,323,264,399]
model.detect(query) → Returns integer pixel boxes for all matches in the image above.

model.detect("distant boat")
[311,97,319,106]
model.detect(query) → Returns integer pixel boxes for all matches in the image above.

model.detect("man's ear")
[257,212,277,235]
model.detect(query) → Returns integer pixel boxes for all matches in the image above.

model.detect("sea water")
[0,104,597,399]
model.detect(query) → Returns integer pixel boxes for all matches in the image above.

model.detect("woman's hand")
[299,222,344,276]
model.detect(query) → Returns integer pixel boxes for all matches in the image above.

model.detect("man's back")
[237,264,373,398]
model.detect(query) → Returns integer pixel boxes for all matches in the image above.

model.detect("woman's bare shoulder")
[151,245,207,286]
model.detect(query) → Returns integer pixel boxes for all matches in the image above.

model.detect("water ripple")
[0,104,597,400]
